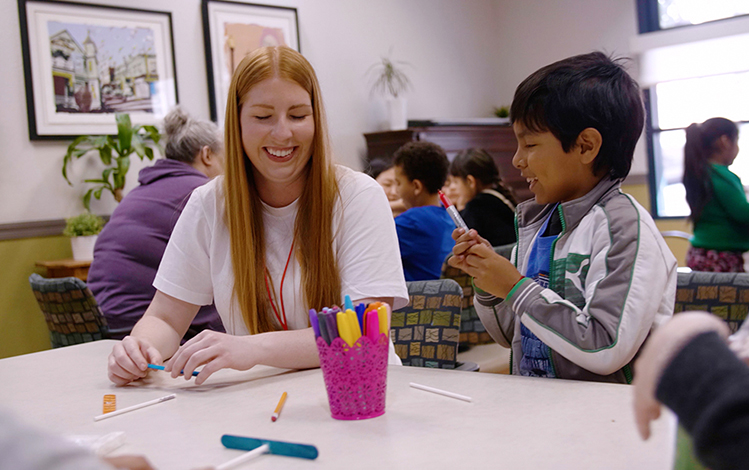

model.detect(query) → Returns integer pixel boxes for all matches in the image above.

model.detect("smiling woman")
[107,46,409,387]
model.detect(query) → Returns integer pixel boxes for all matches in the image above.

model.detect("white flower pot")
[70,235,97,261]
[387,96,407,130]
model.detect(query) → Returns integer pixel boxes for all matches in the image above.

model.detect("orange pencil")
[271,392,288,422]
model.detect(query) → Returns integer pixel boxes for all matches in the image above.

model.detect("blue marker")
[147,363,199,377]
[344,295,354,312]
[355,303,366,334]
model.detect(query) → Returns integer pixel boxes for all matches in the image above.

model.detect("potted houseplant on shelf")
[369,49,411,130]
[494,105,510,124]
[63,212,105,261]
[62,113,162,211]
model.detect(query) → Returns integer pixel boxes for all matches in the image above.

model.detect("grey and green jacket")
[475,177,677,383]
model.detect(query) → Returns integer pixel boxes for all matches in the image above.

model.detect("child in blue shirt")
[450,52,677,383]
[392,141,454,281]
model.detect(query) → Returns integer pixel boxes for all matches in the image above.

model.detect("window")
[636,1,749,218]
[658,0,749,30]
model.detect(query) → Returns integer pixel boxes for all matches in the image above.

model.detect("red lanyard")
[264,241,295,330]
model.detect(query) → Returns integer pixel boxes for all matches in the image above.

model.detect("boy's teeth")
[267,148,293,157]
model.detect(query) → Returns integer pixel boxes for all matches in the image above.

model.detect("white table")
[0,341,675,469]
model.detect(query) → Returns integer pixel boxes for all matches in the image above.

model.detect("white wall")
[491,0,649,176]
[1,0,501,224]
[1,0,648,225]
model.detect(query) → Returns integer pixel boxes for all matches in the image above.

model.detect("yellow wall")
[622,183,692,267]
[0,236,72,358]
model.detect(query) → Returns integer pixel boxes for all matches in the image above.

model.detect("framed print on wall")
[202,0,299,127]
[18,0,178,140]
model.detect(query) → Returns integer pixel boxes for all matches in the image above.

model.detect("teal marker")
[147,363,199,377]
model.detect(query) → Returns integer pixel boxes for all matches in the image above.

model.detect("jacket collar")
[516,177,623,234]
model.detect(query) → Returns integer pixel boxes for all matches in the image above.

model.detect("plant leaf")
[83,189,94,212]
[116,113,133,156]
[98,145,112,165]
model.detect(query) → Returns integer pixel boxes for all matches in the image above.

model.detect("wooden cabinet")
[363,124,531,202]
[35,259,91,281]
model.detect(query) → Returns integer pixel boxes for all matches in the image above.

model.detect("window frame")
[637,0,749,219]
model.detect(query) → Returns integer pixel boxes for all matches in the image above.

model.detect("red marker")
[438,190,469,231]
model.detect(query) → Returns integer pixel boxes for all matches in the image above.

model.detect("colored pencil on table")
[271,392,287,422]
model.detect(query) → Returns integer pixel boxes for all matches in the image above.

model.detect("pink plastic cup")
[315,333,388,420]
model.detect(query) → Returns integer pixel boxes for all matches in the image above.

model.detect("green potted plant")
[494,105,510,123]
[368,49,411,130]
[63,212,106,261]
[62,113,162,211]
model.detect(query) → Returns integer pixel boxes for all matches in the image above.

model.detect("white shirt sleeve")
[335,169,409,310]
[153,184,215,306]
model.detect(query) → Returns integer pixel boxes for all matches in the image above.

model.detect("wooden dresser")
[363,124,531,202]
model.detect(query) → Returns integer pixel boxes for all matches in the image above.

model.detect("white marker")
[410,382,472,402]
[94,394,176,422]
[216,443,270,470]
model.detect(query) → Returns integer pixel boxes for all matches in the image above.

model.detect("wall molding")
[0,216,109,241]
[0,219,67,241]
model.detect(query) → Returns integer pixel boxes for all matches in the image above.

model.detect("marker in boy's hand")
[448,228,522,299]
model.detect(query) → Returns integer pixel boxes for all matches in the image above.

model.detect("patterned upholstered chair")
[29,273,110,348]
[441,244,514,347]
[674,271,749,334]
[391,279,464,369]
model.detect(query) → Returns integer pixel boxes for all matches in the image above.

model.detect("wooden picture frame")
[18,0,178,140]
[202,0,299,127]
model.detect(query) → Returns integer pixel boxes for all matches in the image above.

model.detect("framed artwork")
[202,0,299,126]
[18,0,178,140]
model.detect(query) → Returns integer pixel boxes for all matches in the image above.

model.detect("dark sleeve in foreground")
[656,331,749,470]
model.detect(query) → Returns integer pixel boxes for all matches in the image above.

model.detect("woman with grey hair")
[88,106,225,340]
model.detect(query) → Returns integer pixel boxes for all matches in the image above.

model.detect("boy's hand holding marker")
[440,189,524,298]
[448,227,524,300]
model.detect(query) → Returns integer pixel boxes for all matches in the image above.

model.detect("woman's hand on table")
[164,331,258,386]
[108,336,164,386]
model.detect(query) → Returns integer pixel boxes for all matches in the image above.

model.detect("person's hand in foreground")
[103,455,155,470]
[632,311,730,440]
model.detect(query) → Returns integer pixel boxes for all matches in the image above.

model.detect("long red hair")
[223,46,340,333]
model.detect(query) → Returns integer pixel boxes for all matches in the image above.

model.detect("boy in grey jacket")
[449,52,677,383]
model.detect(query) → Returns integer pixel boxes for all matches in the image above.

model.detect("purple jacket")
[88,159,224,338]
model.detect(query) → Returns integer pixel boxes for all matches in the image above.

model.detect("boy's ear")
[576,128,602,165]
[412,178,424,196]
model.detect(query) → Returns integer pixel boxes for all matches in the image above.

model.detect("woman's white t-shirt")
[154,165,409,346]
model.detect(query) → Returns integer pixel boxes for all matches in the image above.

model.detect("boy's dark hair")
[392,141,449,194]
[510,51,644,179]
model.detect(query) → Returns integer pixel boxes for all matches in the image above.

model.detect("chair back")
[28,273,109,348]
[391,279,463,368]
[441,244,514,346]
[674,271,749,333]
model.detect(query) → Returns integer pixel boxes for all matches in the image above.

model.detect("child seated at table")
[392,141,454,281]
[448,148,517,247]
[365,158,407,217]
[449,51,677,383]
